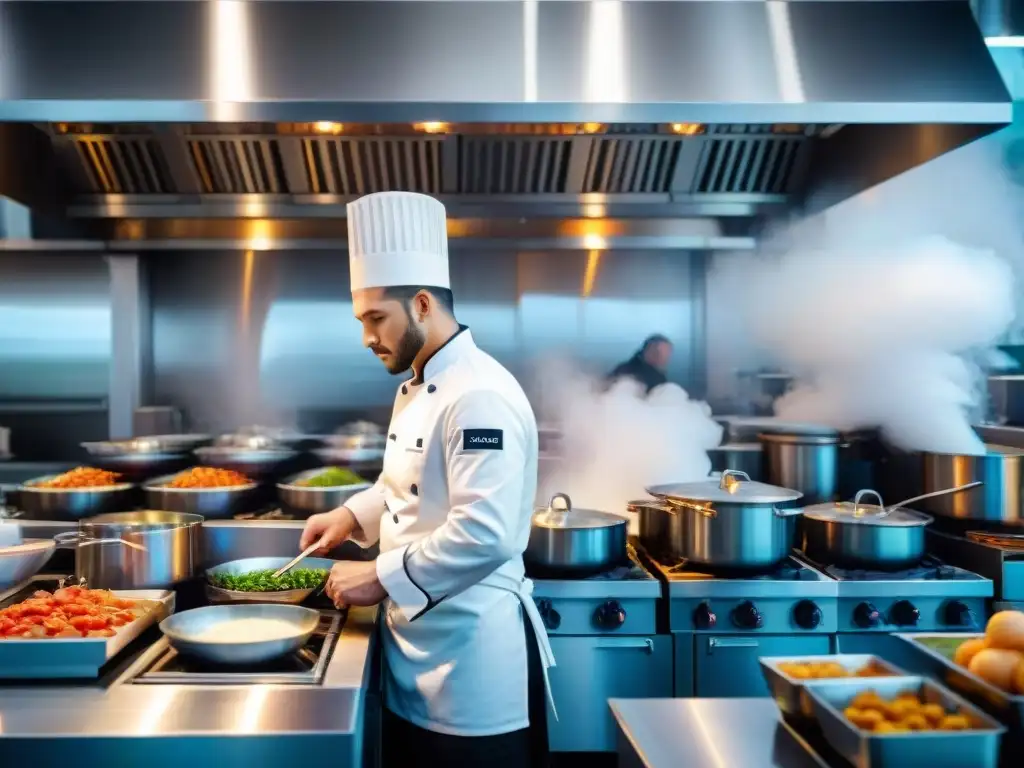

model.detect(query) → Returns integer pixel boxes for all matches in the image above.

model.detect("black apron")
[380,605,550,768]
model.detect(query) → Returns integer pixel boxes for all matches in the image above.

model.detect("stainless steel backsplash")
[148,249,705,434]
[0,253,111,459]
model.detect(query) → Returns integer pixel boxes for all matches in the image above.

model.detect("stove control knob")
[536,599,561,631]
[944,600,976,629]
[853,602,882,628]
[793,600,823,630]
[693,602,717,630]
[731,600,764,630]
[593,600,626,631]
[890,600,920,627]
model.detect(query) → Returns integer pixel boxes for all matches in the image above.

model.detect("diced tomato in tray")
[0,586,155,640]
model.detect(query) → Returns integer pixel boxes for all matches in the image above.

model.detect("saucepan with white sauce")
[159,603,321,664]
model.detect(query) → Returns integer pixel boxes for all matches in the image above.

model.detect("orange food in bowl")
[165,467,252,489]
[31,467,123,489]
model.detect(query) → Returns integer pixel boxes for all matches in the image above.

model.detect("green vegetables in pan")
[298,467,365,488]
[209,568,329,592]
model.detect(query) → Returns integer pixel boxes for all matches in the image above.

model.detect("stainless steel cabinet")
[546,635,672,752]
[693,634,831,698]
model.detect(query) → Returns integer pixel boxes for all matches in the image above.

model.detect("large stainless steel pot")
[708,443,763,481]
[800,490,932,570]
[919,446,1024,525]
[70,511,203,589]
[641,470,804,570]
[760,429,841,506]
[524,493,628,577]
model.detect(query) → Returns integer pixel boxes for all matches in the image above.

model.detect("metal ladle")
[852,480,983,518]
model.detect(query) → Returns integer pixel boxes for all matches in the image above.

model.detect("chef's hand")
[300,507,358,554]
[325,560,387,608]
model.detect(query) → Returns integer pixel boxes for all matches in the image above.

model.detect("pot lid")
[533,493,627,529]
[801,489,933,527]
[646,470,803,505]
[709,442,763,452]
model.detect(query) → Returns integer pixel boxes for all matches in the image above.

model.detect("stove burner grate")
[818,555,976,581]
[636,543,817,581]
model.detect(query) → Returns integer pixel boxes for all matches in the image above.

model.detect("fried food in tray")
[29,467,124,490]
[163,466,253,489]
[778,659,897,680]
[843,689,977,733]
[0,585,158,639]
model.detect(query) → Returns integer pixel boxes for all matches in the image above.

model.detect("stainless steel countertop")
[611,698,829,768]
[0,603,378,740]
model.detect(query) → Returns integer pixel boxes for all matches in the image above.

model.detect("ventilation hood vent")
[0,0,1010,227]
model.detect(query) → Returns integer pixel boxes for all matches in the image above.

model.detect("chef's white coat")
[345,327,544,737]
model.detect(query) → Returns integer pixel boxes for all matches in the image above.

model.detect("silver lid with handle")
[801,489,933,527]
[646,469,803,505]
[532,493,627,529]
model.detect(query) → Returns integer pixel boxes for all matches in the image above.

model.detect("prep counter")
[612,698,830,768]
[0,597,380,768]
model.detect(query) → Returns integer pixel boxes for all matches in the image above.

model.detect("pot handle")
[773,506,804,518]
[718,469,751,490]
[852,489,885,518]
[54,531,148,552]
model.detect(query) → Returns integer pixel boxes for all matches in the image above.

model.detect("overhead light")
[415,122,448,134]
[313,121,343,135]
[581,123,604,134]
[670,123,703,136]
[985,36,1024,47]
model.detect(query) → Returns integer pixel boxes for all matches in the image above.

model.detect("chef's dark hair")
[382,285,455,316]
[640,334,671,353]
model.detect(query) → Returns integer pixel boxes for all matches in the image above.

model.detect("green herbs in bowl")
[298,467,365,488]
[209,568,329,593]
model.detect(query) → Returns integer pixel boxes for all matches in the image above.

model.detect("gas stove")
[632,542,838,700]
[926,528,1024,610]
[530,547,670,754]
[130,610,343,686]
[797,552,992,636]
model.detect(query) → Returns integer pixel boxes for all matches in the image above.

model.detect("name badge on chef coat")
[462,429,503,451]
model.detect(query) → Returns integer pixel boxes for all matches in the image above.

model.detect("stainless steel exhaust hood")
[0,1,1011,232]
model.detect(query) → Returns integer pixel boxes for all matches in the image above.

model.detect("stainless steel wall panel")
[148,249,702,432]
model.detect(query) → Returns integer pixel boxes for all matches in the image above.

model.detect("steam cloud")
[533,357,723,518]
[715,137,1021,454]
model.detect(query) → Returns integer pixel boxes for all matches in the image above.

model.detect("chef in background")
[299,191,552,768]
[609,334,673,393]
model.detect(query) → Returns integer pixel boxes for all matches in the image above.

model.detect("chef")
[299,191,553,768]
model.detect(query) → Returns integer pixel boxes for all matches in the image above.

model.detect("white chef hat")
[347,191,450,292]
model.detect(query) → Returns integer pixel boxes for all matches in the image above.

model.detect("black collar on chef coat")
[406,324,472,389]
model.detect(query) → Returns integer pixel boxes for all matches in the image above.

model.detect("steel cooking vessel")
[18,476,136,520]
[71,510,204,590]
[524,493,628,577]
[277,469,372,516]
[800,489,932,570]
[642,470,804,570]
[760,429,842,506]
[144,472,259,518]
[708,442,763,481]
[919,446,1024,526]
[160,603,320,665]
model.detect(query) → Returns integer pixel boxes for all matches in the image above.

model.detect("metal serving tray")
[805,675,1005,768]
[894,633,1024,732]
[760,654,908,720]
[0,588,175,679]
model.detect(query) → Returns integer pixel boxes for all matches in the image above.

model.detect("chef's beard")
[382,317,426,375]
